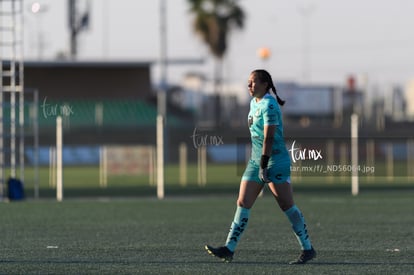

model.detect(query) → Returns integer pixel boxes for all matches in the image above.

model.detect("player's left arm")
[262,124,275,156]
[259,124,275,183]
[262,99,277,156]
[259,100,278,183]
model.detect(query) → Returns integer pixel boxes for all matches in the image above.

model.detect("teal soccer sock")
[225,206,250,252]
[284,205,312,250]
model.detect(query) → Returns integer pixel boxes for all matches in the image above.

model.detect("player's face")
[248,73,267,98]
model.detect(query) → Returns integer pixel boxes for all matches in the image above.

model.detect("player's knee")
[278,200,293,211]
[237,198,251,209]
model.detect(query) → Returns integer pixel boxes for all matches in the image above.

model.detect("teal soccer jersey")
[243,93,291,183]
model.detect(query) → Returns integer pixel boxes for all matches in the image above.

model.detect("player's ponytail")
[270,84,285,106]
[252,69,285,106]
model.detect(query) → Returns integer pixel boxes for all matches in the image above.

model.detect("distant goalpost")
[52,122,159,201]
[351,113,359,196]
[99,145,156,188]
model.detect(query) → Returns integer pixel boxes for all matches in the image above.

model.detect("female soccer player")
[205,69,316,264]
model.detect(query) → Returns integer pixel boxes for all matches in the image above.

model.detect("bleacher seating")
[3,99,188,128]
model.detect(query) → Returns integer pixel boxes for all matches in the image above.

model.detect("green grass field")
[1,164,413,273]
[1,190,413,274]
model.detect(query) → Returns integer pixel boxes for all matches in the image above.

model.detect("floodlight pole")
[68,0,77,58]
[68,0,90,58]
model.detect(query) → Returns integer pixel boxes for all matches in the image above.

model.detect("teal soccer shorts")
[242,159,291,184]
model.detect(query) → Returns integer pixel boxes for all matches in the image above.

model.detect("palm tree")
[187,0,245,126]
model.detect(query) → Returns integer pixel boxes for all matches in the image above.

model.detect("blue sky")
[25,0,414,91]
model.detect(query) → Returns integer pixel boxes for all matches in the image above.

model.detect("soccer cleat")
[205,245,234,263]
[289,247,316,265]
